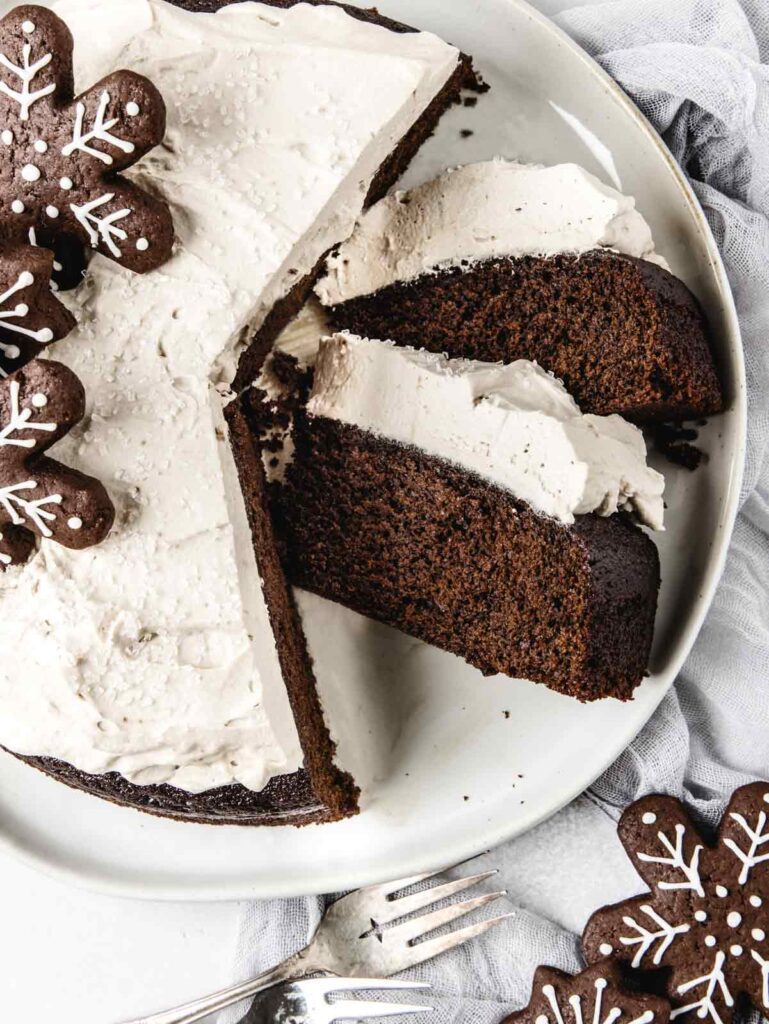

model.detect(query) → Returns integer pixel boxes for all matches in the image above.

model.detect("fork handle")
[118,949,321,1024]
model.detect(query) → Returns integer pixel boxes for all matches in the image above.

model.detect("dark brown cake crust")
[278,416,661,702]
[326,251,723,423]
[225,399,360,820]
[18,0,476,825]
[15,756,328,825]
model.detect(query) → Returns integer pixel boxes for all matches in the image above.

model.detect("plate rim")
[0,0,747,901]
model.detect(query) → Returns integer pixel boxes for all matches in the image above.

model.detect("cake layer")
[0,0,465,814]
[278,415,661,702]
[308,334,665,528]
[317,162,723,422]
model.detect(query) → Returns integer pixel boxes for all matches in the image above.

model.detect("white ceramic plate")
[0,0,745,900]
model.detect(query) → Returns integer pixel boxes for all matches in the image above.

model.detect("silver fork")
[120,865,511,1024]
[239,977,432,1024]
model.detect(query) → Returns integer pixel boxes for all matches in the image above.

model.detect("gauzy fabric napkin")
[220,2,769,1021]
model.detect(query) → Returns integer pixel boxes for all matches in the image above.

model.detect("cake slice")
[276,334,662,702]
[316,161,723,423]
[0,0,475,824]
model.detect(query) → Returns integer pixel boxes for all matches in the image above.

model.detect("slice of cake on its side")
[316,161,723,423]
[0,0,475,825]
[276,334,662,702]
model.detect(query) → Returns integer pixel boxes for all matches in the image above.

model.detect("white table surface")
[1,0,596,1020]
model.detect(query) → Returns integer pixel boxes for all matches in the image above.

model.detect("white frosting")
[308,334,665,529]
[0,0,460,792]
[316,160,667,305]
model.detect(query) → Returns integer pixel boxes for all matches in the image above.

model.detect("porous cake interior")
[277,416,660,703]
[327,251,723,422]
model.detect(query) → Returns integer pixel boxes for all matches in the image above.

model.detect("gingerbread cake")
[276,334,663,702]
[0,0,477,824]
[316,161,723,422]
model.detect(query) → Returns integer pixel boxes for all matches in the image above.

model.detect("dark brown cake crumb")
[649,422,706,470]
[327,250,723,423]
[278,415,660,702]
[244,351,313,445]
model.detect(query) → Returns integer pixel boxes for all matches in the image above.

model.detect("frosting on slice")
[316,160,667,305]
[308,333,665,530]
[0,0,461,793]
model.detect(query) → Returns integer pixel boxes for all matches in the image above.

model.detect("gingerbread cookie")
[0,242,75,376]
[0,358,114,568]
[584,784,769,1024]
[0,5,173,273]
[503,962,670,1024]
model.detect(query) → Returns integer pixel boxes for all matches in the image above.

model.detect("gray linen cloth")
[221,2,769,1020]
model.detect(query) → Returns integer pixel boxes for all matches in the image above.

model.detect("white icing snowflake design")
[0,245,74,377]
[0,35,55,121]
[584,785,769,1024]
[0,6,173,272]
[507,963,668,1024]
[0,378,61,537]
[0,360,114,568]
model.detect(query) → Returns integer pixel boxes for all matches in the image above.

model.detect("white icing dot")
[4,345,20,360]
[46,205,59,219]
[598,943,613,956]
[730,945,743,957]
[11,200,24,214]
[716,885,729,898]
[535,1015,548,1024]
[642,812,657,825]
[34,140,48,154]
[136,237,149,251]
[753,929,766,941]
[21,163,41,183]
[60,177,73,190]
[67,517,83,531]
[31,393,48,408]
[727,911,742,928]
[126,101,140,116]
[751,895,763,908]
[694,910,708,923]
[21,20,35,33]
[38,328,53,344]
[763,793,769,804]
[1,130,12,145]
[17,272,33,288]
[14,303,28,316]
[705,936,717,948]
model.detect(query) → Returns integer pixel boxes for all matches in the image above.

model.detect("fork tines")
[356,864,514,970]
[301,977,432,1023]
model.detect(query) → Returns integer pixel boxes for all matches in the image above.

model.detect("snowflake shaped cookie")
[584,785,769,1024]
[503,962,670,1024]
[0,242,74,377]
[0,358,114,567]
[0,5,173,273]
